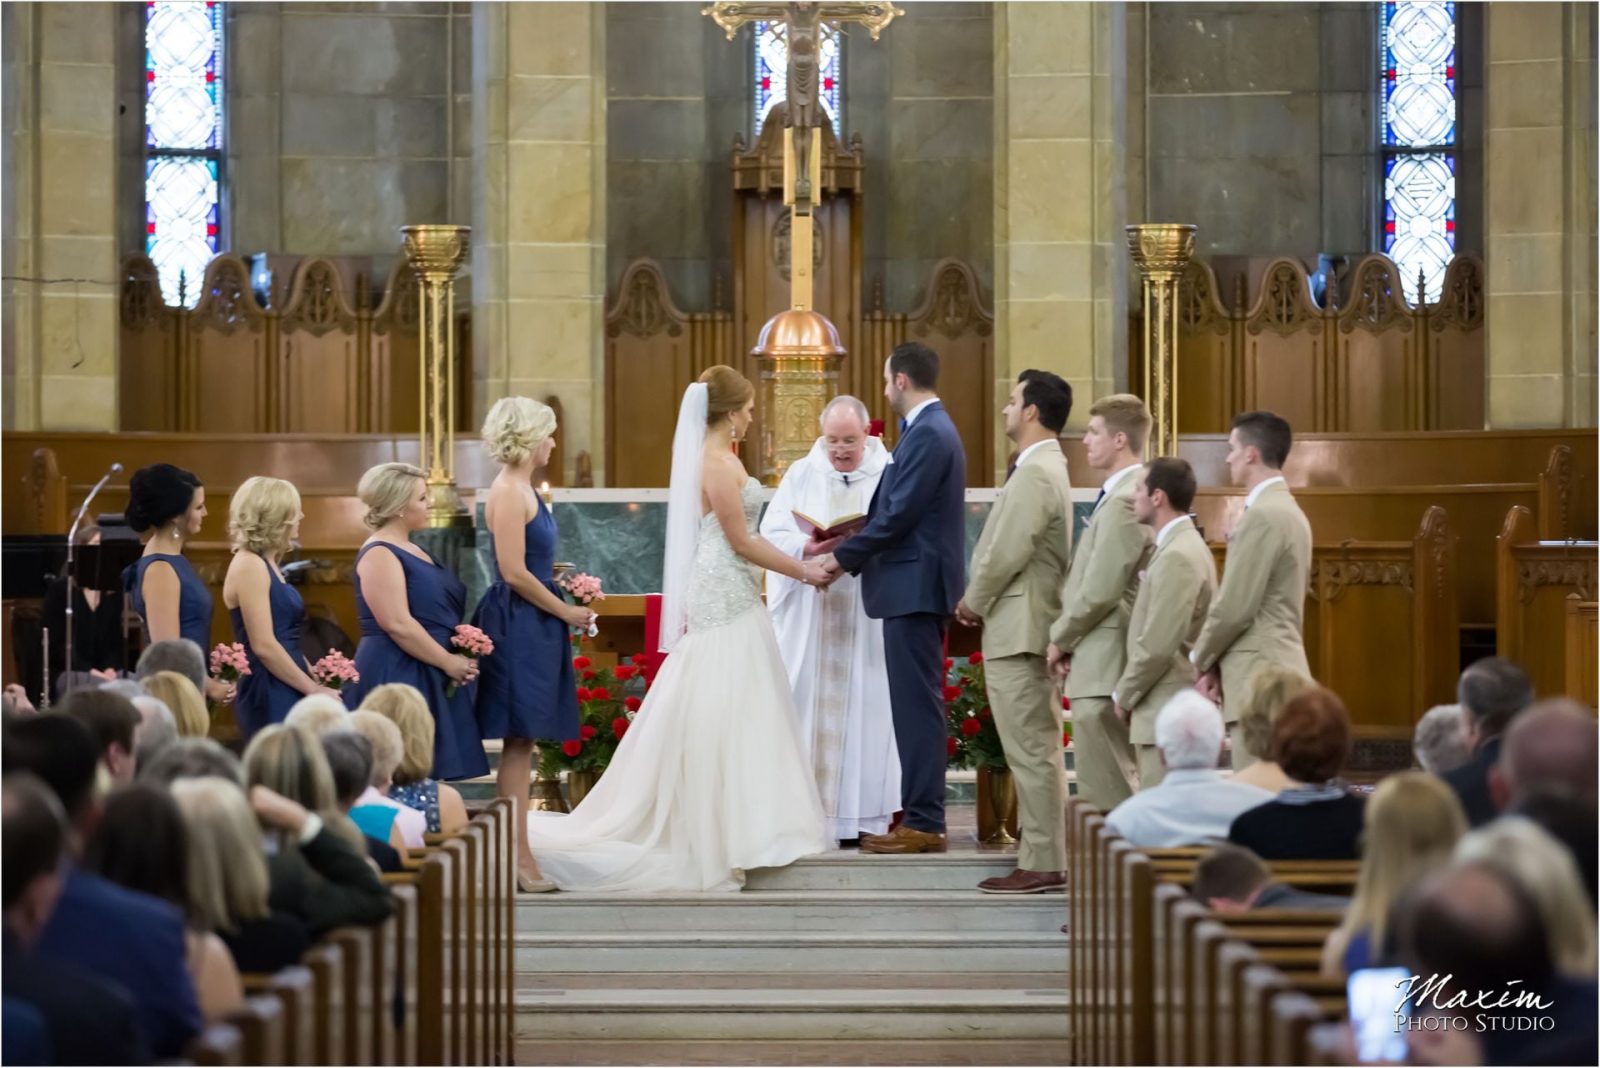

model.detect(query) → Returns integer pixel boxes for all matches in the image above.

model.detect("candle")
[539,481,552,507]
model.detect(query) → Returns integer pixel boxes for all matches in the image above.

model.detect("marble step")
[743,852,1016,892]
[516,890,1064,934]
[515,930,1066,974]
[513,1037,1072,1066]
[513,981,1070,1042]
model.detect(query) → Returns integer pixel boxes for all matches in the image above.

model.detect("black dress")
[40,578,127,699]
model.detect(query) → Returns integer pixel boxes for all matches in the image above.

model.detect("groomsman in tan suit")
[1046,395,1153,812]
[1112,458,1217,789]
[956,370,1074,894]
[1190,411,1313,767]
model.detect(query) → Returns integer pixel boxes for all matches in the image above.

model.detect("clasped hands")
[799,536,846,588]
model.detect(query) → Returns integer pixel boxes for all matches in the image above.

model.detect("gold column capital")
[1125,223,1197,277]
[401,224,473,527]
[1126,223,1197,460]
[752,308,846,486]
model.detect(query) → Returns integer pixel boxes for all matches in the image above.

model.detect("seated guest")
[129,694,178,772]
[1227,667,1314,793]
[1320,771,1466,978]
[134,638,208,697]
[41,524,128,701]
[1511,791,1598,905]
[321,730,406,873]
[1412,702,1471,775]
[1443,657,1534,826]
[360,683,469,835]
[169,777,312,973]
[4,715,200,1057]
[1228,687,1366,860]
[84,784,243,1023]
[141,670,209,739]
[283,692,350,736]
[1456,817,1596,976]
[1490,697,1598,811]
[57,687,140,786]
[1105,691,1274,846]
[242,725,393,935]
[139,736,242,787]
[3,773,148,1066]
[346,709,427,848]
[1191,843,1349,913]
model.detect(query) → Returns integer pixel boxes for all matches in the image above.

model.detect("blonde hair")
[357,462,426,530]
[1338,772,1466,956]
[699,365,754,426]
[359,684,434,784]
[243,724,337,812]
[143,671,209,738]
[1088,394,1153,455]
[284,693,349,736]
[348,710,404,790]
[171,776,270,934]
[1456,817,1598,975]
[228,476,302,556]
[1239,667,1317,761]
[481,396,557,465]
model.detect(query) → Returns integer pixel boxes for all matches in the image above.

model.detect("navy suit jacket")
[35,866,201,1059]
[1442,734,1502,828]
[834,401,966,619]
[3,929,149,1066]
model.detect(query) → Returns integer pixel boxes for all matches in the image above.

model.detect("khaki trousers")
[1134,743,1165,790]
[1229,722,1250,770]
[985,653,1067,872]
[1071,694,1136,812]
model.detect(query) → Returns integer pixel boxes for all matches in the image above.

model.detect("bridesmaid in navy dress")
[222,476,339,740]
[124,463,232,705]
[473,397,594,892]
[342,462,488,782]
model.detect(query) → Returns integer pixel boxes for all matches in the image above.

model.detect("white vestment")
[761,436,901,840]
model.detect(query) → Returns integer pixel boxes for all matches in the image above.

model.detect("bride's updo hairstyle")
[699,365,754,427]
[481,395,557,465]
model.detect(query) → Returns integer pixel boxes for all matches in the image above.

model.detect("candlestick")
[539,481,553,508]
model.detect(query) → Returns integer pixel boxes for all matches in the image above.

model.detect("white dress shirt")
[902,397,939,428]
[1103,768,1275,848]
[1156,514,1191,548]
[1244,474,1287,509]
[1012,438,1057,471]
[1100,462,1143,503]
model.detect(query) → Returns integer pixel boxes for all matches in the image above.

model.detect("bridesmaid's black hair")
[125,464,202,533]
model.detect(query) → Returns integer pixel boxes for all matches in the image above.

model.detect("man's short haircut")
[1191,844,1271,906]
[1,714,101,819]
[56,688,140,763]
[1500,698,1598,804]
[136,638,207,694]
[888,341,939,391]
[1017,370,1073,434]
[1144,457,1197,513]
[2,773,68,911]
[1270,687,1351,784]
[1154,689,1226,770]
[1412,704,1471,775]
[1089,394,1152,455]
[1232,410,1293,469]
[138,736,244,788]
[320,729,375,808]
[1456,656,1533,737]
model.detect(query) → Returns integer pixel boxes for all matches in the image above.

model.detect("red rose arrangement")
[536,651,651,780]
[943,654,1008,771]
[446,624,494,696]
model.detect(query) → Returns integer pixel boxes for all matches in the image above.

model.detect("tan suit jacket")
[1049,465,1152,698]
[964,444,1074,659]
[1191,479,1313,723]
[1115,518,1218,744]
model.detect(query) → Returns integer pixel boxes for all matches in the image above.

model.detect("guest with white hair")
[129,694,178,772]
[1104,690,1274,847]
[283,692,349,736]
[1412,702,1471,775]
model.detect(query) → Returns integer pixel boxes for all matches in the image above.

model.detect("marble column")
[472,1,607,483]
[993,1,1126,480]
[1484,1,1597,427]
[3,3,121,430]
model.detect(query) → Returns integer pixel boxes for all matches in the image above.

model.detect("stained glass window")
[1381,0,1456,306]
[753,19,842,140]
[145,1,224,308]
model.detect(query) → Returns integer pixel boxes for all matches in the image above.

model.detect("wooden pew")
[301,942,345,1066]
[223,995,286,1066]
[1567,598,1598,706]
[389,882,420,1066]
[240,965,315,1065]
[188,1023,244,1066]
[1496,505,1599,700]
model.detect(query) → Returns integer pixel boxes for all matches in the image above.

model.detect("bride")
[527,366,835,891]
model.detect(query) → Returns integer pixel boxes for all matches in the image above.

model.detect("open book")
[792,509,868,540]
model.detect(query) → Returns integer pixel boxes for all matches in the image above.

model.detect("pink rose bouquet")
[447,623,495,696]
[310,649,360,692]
[559,571,605,605]
[209,642,252,684]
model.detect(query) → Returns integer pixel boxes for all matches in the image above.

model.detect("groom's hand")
[954,600,980,627]
[817,553,841,575]
[803,534,844,558]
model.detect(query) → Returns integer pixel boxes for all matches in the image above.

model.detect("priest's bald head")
[819,396,871,474]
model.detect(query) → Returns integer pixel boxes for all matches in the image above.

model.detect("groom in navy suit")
[822,342,966,854]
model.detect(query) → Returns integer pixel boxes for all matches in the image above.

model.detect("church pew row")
[209,798,514,1066]
[1495,504,1600,706]
[1066,797,1358,1066]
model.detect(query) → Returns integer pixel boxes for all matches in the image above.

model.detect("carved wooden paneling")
[1241,258,1324,433]
[1565,598,1598,708]
[120,256,179,431]
[279,258,363,433]
[370,260,422,434]
[1428,256,1487,430]
[1334,256,1419,432]
[1497,504,1600,699]
[899,259,994,486]
[184,256,274,432]
[1176,261,1235,434]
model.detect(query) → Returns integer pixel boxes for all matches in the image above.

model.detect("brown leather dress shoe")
[860,826,948,854]
[977,868,1067,895]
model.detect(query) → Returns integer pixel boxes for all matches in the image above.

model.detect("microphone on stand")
[62,462,123,702]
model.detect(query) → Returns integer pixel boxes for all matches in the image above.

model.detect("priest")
[761,396,901,843]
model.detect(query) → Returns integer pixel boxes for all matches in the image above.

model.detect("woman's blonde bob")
[229,476,302,556]
[481,396,557,465]
[357,462,426,530]
[358,683,435,785]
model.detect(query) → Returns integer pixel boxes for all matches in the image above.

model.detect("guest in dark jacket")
[2,771,149,1066]
[1191,843,1350,913]
[1442,656,1533,827]
[1228,687,1366,861]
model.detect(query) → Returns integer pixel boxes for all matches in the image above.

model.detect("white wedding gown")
[527,478,831,892]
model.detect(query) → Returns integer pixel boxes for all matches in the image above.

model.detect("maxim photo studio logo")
[1392,974,1557,1033]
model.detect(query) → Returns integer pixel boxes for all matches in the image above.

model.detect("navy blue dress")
[124,553,214,651]
[472,503,580,742]
[229,555,311,740]
[342,542,488,781]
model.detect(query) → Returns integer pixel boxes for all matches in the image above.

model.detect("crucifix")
[705,1,901,311]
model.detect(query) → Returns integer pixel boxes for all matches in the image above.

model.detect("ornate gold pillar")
[401,224,472,526]
[752,310,845,485]
[1126,223,1196,459]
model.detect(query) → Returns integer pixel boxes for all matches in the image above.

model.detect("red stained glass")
[1445,219,1455,232]
[147,70,156,82]
[823,77,833,90]
[1385,220,1397,233]
[761,76,770,90]
[147,222,157,234]
[1386,68,1397,80]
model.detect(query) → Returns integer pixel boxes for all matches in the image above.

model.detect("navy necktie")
[1004,462,1016,484]
[1093,489,1106,510]
[898,417,909,434]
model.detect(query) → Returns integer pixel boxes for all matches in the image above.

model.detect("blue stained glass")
[753,19,842,140]
[1380,0,1456,305]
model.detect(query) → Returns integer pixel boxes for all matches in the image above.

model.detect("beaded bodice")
[686,477,764,632]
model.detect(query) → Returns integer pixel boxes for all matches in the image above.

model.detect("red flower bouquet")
[537,651,651,779]
[943,655,1007,770]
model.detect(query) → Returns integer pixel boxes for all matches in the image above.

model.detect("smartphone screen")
[1348,966,1410,1063]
